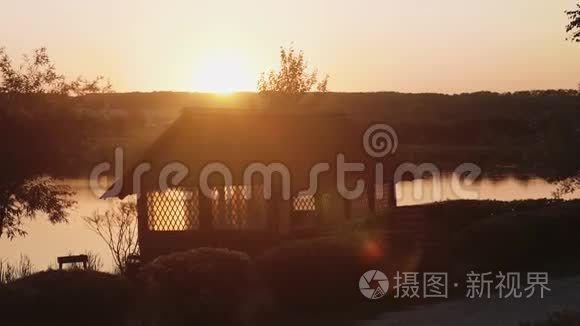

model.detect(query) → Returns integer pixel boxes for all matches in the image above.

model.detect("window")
[146,188,198,231]
[292,193,316,211]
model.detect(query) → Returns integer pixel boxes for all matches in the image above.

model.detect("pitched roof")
[103,107,380,198]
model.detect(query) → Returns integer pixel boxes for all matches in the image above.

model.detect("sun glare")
[191,54,254,94]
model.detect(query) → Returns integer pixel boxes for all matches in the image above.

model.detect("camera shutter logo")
[359,270,389,299]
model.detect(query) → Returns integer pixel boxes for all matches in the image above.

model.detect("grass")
[0,255,34,284]
[138,247,260,325]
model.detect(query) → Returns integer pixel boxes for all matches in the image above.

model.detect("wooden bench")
[57,255,88,270]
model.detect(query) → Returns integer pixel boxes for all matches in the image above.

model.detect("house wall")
[134,181,395,262]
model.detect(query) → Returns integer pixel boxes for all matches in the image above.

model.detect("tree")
[0,47,112,238]
[0,47,111,95]
[83,201,139,274]
[556,5,580,197]
[0,177,75,238]
[257,44,329,105]
[554,177,580,199]
[566,4,580,42]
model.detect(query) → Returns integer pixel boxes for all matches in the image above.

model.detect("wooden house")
[102,108,397,261]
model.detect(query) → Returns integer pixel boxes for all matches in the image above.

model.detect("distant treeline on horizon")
[78,89,580,110]
[0,90,578,180]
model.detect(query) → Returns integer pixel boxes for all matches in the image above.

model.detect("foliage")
[565,4,580,205]
[554,176,580,199]
[0,270,134,326]
[0,47,111,96]
[83,201,139,274]
[257,45,329,105]
[566,4,580,42]
[0,46,113,238]
[84,251,104,271]
[139,248,259,325]
[255,231,392,310]
[0,255,34,284]
[0,176,75,238]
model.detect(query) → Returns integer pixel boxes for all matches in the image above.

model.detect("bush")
[139,247,260,325]
[255,231,401,311]
[0,270,135,326]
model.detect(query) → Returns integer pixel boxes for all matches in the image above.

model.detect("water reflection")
[396,174,578,206]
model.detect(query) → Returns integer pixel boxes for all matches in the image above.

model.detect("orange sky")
[1,0,580,93]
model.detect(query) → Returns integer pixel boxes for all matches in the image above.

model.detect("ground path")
[360,275,580,326]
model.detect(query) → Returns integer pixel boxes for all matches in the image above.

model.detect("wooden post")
[199,192,213,230]
[343,197,352,220]
[279,197,291,234]
[367,183,376,215]
[217,186,226,225]
[136,192,148,244]
[386,181,397,208]
[314,193,324,226]
[267,189,281,233]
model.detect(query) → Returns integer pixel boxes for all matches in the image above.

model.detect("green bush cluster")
[138,247,259,325]
[255,230,396,312]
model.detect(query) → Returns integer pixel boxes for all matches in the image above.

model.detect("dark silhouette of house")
[103,107,397,261]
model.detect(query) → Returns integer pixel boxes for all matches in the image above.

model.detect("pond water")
[1,176,578,271]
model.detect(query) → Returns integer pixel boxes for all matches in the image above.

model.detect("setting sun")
[190,53,254,93]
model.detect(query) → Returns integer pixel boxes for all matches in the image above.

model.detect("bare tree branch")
[83,201,139,274]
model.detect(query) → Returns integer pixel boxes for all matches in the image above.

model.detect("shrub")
[0,270,135,326]
[139,247,260,325]
[255,231,400,311]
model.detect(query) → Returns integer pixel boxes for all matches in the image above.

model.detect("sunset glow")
[2,0,579,93]
[190,53,255,93]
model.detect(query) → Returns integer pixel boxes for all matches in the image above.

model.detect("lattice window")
[146,187,198,231]
[212,185,249,230]
[293,193,316,211]
[291,192,318,230]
